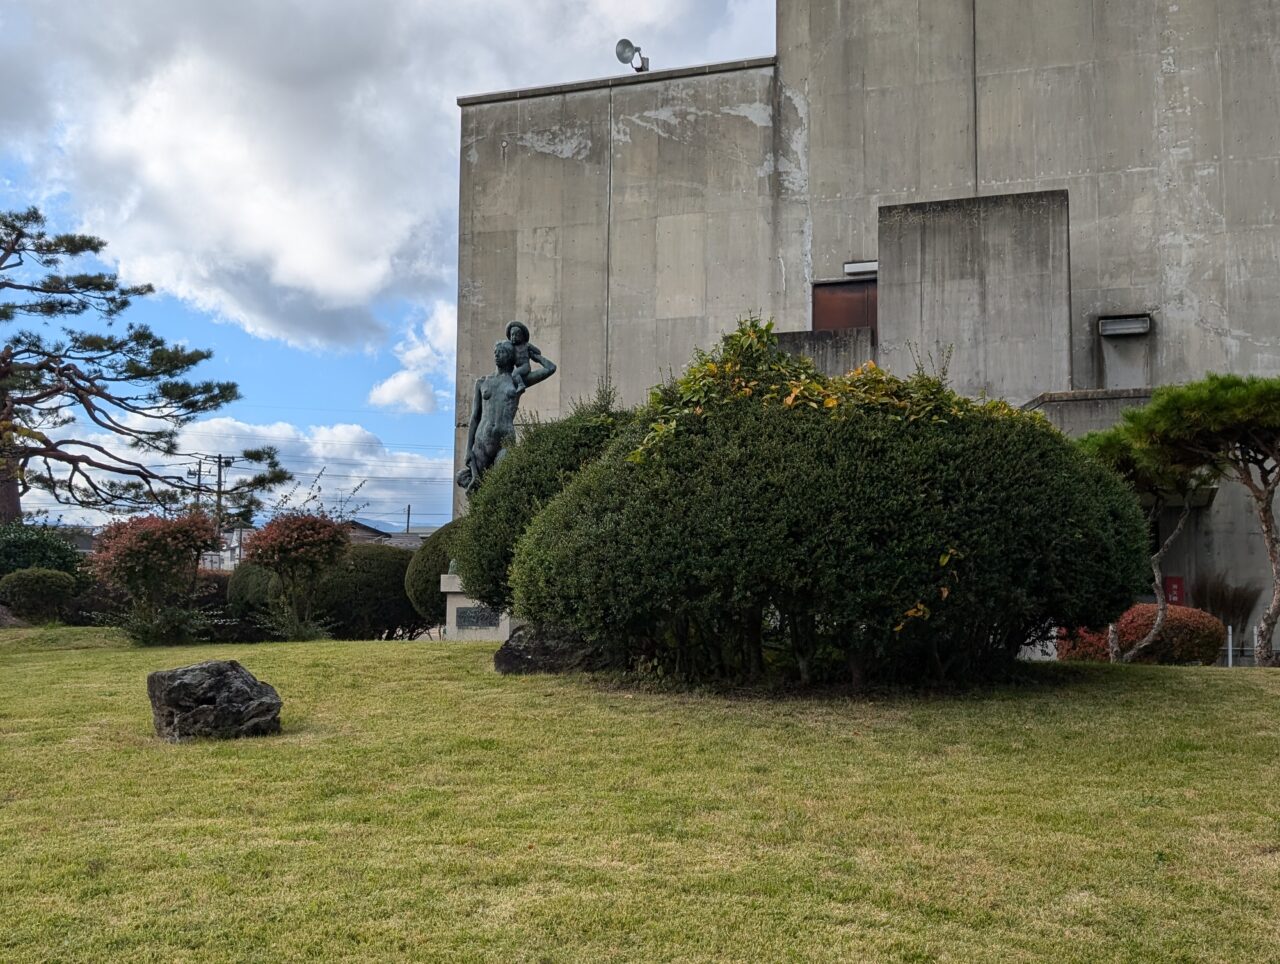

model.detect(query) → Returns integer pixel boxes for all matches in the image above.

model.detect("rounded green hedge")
[314,543,423,640]
[0,567,78,621]
[226,562,280,617]
[404,520,459,628]
[0,524,81,579]
[452,391,633,612]
[512,394,1148,685]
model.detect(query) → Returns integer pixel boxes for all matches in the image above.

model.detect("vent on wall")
[1098,314,1152,337]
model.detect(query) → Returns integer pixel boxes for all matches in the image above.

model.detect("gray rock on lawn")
[493,624,603,675]
[147,660,282,742]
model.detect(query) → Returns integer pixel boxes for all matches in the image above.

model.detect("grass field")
[1,626,1278,962]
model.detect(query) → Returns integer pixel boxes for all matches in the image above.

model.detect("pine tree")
[0,207,288,522]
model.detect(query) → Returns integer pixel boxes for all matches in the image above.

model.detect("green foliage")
[1078,426,1210,503]
[511,320,1148,686]
[453,388,633,611]
[405,520,459,627]
[1122,373,1280,472]
[0,207,153,322]
[1059,604,1226,665]
[61,576,128,627]
[314,543,424,640]
[0,207,289,521]
[92,513,221,644]
[1119,373,1280,658]
[0,524,82,578]
[226,562,280,617]
[0,567,77,621]
[244,512,348,627]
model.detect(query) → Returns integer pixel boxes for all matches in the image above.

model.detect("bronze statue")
[456,332,556,493]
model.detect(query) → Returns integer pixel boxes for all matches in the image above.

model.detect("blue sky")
[0,0,774,528]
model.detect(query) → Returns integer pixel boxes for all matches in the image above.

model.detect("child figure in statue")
[506,321,543,394]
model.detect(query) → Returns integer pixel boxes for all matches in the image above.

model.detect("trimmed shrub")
[0,524,81,578]
[196,569,232,607]
[1059,604,1226,665]
[62,576,128,627]
[244,512,348,639]
[510,320,1148,686]
[405,520,459,628]
[227,562,280,617]
[192,568,269,643]
[0,567,77,621]
[314,543,424,640]
[92,513,222,646]
[453,389,633,611]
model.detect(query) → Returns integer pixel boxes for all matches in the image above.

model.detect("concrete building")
[455,0,1280,644]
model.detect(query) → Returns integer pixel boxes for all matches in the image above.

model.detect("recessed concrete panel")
[878,191,1072,405]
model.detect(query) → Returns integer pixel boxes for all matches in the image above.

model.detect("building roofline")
[457,55,776,107]
[1022,388,1154,410]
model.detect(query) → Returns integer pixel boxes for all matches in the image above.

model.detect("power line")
[177,429,454,451]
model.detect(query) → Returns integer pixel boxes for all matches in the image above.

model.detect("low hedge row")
[1059,604,1226,665]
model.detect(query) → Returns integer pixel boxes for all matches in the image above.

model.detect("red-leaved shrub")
[92,513,222,644]
[244,513,348,629]
[1059,603,1225,665]
[94,513,220,608]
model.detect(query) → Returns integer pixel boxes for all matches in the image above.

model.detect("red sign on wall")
[1164,576,1185,606]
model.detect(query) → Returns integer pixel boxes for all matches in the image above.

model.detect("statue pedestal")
[440,574,515,641]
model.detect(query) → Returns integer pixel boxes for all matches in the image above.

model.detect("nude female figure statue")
[456,337,557,493]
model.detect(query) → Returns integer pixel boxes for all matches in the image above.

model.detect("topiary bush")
[244,512,348,639]
[1059,604,1226,665]
[62,575,128,627]
[452,388,633,612]
[313,543,423,640]
[405,520,459,628]
[92,513,222,645]
[227,562,280,617]
[509,319,1149,686]
[0,524,81,578]
[0,567,78,621]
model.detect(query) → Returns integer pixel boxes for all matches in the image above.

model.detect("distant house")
[345,520,392,545]
[384,526,438,551]
[52,525,97,556]
[201,524,255,572]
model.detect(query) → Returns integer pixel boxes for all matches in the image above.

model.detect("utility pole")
[405,504,411,533]
[214,454,234,525]
[186,457,204,509]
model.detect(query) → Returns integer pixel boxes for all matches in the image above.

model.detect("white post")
[1227,625,1233,668]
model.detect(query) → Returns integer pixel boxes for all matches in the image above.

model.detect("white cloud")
[24,415,456,530]
[368,300,458,414]
[3,1,774,350]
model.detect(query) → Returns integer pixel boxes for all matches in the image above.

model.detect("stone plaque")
[457,605,501,630]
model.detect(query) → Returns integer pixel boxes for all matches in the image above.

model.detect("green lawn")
[1,627,1278,962]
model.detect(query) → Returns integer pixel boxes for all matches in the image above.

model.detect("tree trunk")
[1252,492,1280,667]
[745,606,764,678]
[0,362,20,524]
[0,465,20,524]
[1124,502,1193,664]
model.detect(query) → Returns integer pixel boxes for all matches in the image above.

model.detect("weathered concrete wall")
[1023,388,1152,437]
[878,192,1072,405]
[775,328,875,377]
[776,0,978,292]
[455,60,793,513]
[605,68,787,403]
[776,0,1280,391]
